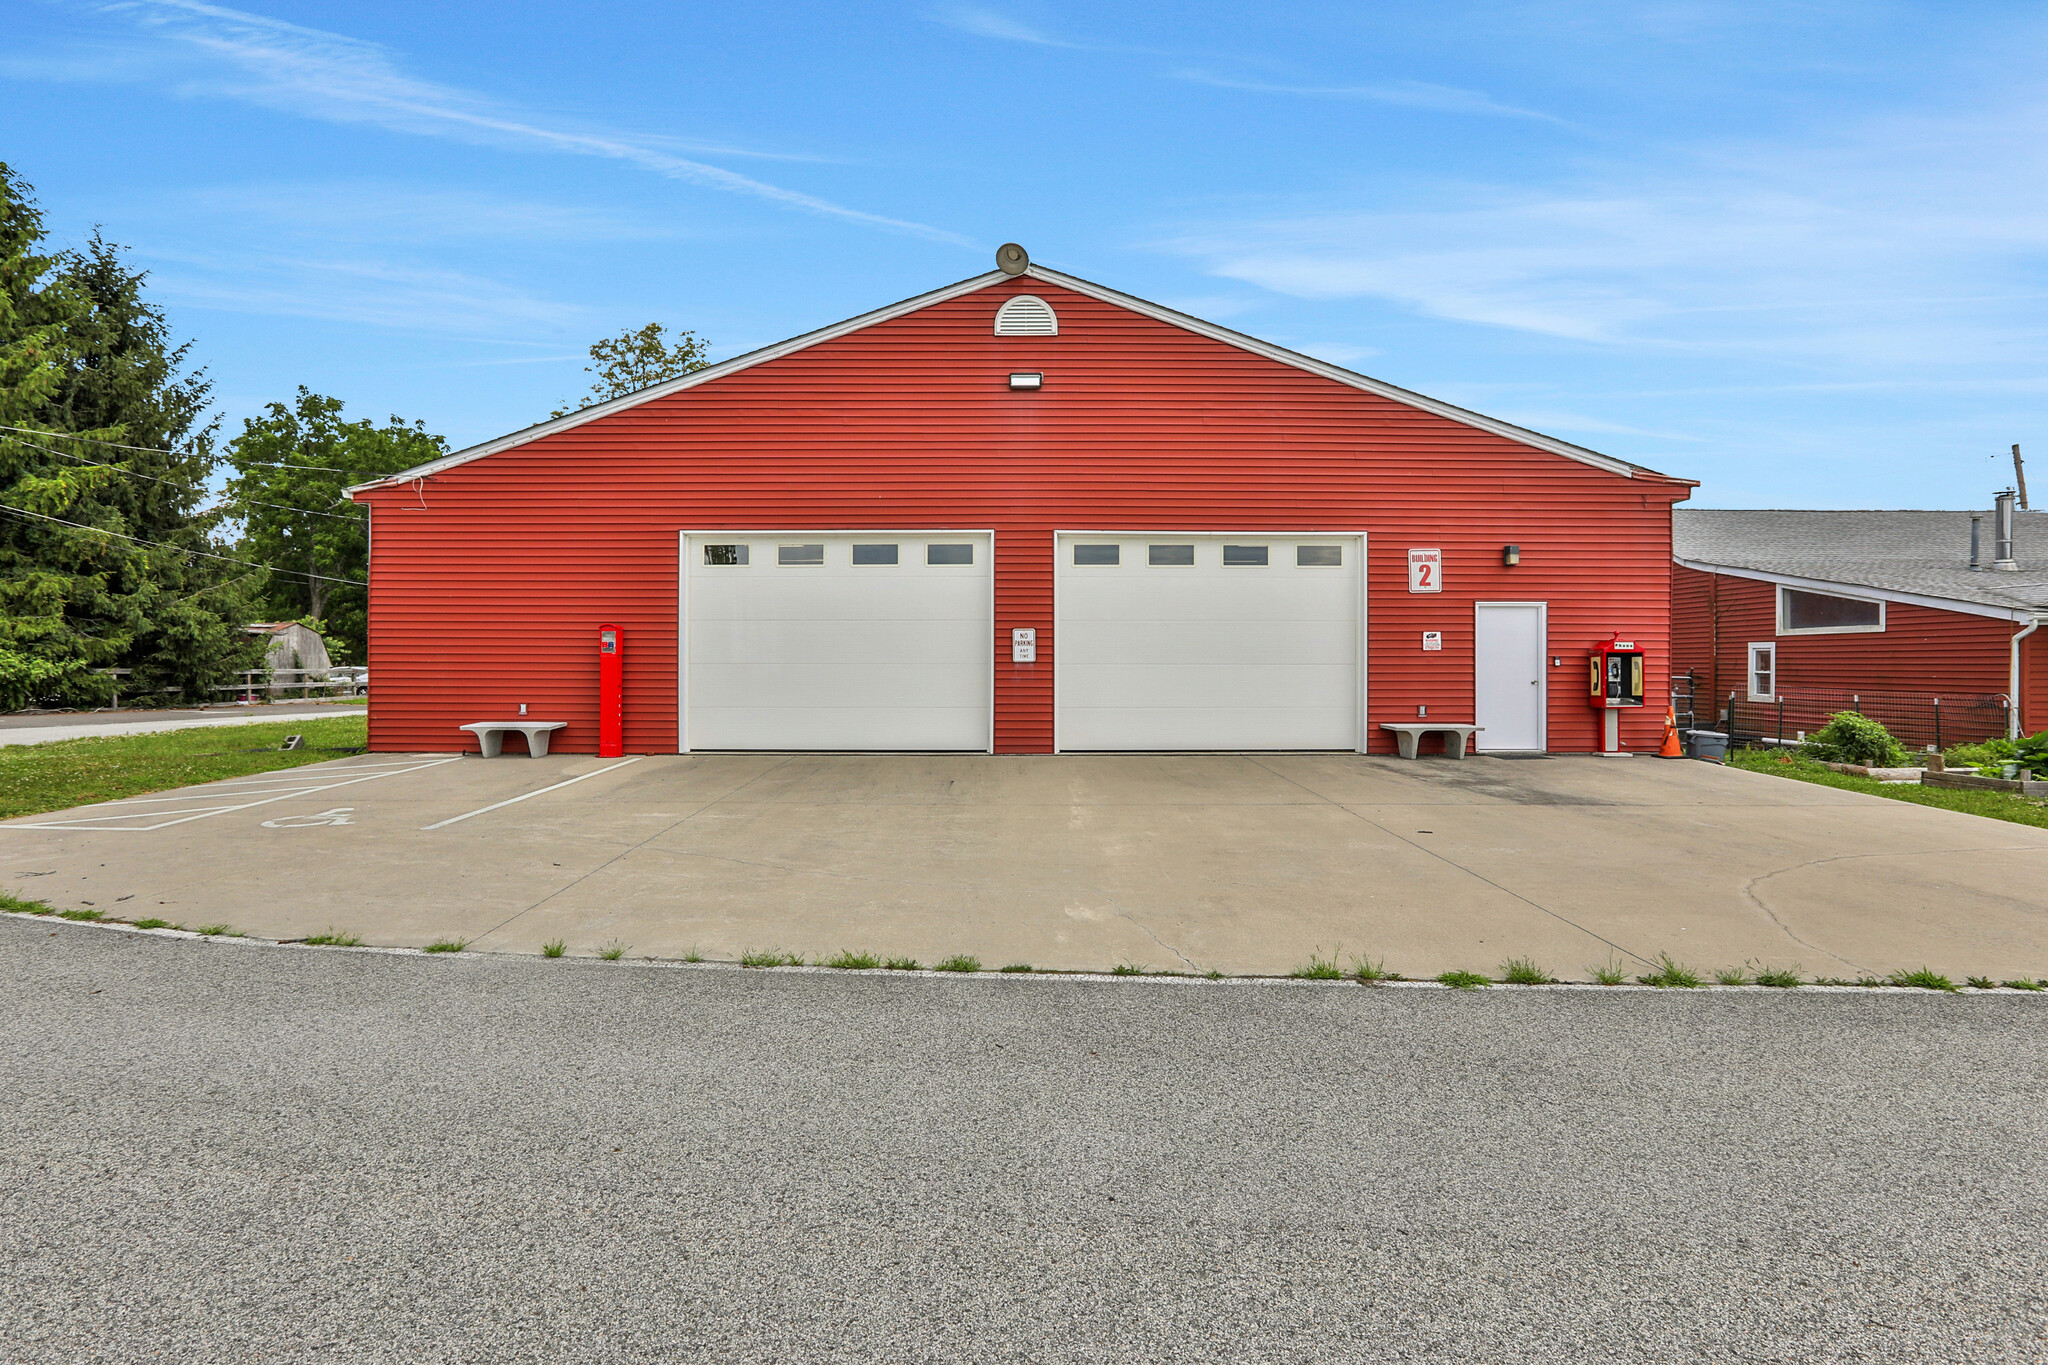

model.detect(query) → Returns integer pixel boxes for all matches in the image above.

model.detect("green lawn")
[1727,748,2048,831]
[0,715,370,821]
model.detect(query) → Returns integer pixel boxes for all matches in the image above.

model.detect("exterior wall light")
[1008,372,1044,390]
[1502,544,1521,566]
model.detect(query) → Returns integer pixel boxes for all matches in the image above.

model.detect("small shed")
[245,622,333,678]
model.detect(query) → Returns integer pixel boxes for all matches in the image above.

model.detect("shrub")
[1805,711,1906,768]
[1945,737,2016,769]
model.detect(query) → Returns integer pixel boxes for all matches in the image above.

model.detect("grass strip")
[0,714,369,820]
[1727,749,2048,831]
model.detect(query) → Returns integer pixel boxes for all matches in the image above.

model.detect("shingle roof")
[1673,508,2048,615]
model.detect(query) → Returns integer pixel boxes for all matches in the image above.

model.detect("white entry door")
[1055,532,1364,751]
[1474,601,1546,752]
[681,532,992,751]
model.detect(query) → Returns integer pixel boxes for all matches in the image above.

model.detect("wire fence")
[1724,688,2010,752]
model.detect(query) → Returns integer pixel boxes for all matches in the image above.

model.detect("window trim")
[1776,584,1885,636]
[1747,641,1776,702]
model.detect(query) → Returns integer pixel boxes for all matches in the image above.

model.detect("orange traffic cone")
[1658,707,1684,758]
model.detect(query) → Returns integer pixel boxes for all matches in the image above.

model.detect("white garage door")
[1055,533,1364,751]
[682,532,992,751]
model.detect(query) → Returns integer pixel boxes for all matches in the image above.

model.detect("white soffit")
[350,265,1662,496]
[1674,558,2034,621]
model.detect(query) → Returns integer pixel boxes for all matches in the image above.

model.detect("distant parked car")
[326,666,369,696]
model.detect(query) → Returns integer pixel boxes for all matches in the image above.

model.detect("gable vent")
[994,295,1059,336]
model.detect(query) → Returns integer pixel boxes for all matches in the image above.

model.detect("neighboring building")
[245,621,332,678]
[346,255,1694,756]
[1672,503,2048,740]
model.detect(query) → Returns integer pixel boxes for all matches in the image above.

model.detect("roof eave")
[349,261,1693,496]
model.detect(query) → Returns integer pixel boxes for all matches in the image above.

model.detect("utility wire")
[0,423,354,474]
[6,433,359,521]
[0,501,367,586]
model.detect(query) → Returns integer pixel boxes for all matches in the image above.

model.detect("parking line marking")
[421,758,645,831]
[4,757,461,832]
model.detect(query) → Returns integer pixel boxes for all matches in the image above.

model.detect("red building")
[1672,506,2048,743]
[347,255,1694,756]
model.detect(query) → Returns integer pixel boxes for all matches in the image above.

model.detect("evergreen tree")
[0,162,258,708]
[226,389,445,663]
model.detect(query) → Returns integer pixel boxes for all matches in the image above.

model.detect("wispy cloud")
[79,0,968,244]
[930,5,1085,48]
[178,183,675,243]
[141,248,599,336]
[1158,93,2048,367]
[1172,70,1566,123]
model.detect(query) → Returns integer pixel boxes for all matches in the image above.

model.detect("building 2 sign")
[1407,548,1442,593]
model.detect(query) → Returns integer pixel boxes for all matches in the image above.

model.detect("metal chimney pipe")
[1970,515,1982,569]
[1994,490,2018,570]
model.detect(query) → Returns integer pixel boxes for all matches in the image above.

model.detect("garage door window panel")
[1148,544,1195,566]
[778,544,824,566]
[1297,545,1342,567]
[852,544,899,565]
[1073,544,1120,566]
[1223,545,1269,566]
[704,544,750,566]
[927,543,974,565]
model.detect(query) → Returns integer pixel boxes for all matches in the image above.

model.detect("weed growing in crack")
[1887,967,1958,992]
[884,956,920,971]
[195,924,237,937]
[1590,956,1629,986]
[2001,978,2044,991]
[739,949,798,967]
[999,963,1034,973]
[1713,966,1751,986]
[424,938,468,954]
[131,918,172,931]
[1754,965,1804,988]
[826,950,882,970]
[1500,957,1554,985]
[682,948,704,963]
[1290,952,1344,980]
[1436,970,1490,990]
[1638,955,1702,988]
[541,939,566,958]
[1352,956,1392,983]
[1966,976,1996,990]
[1203,969,1224,980]
[1110,962,1148,976]
[1,894,54,915]
[934,954,981,973]
[58,908,103,921]
[304,929,365,947]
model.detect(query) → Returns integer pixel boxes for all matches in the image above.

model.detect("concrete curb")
[9,909,2047,995]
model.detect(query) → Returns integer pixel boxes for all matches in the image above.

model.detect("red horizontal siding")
[1669,565,2026,721]
[361,279,1690,755]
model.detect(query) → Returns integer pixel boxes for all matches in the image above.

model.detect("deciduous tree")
[551,322,710,417]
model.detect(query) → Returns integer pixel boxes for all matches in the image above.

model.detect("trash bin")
[1684,730,1728,762]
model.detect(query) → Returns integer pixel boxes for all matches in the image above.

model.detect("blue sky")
[5,0,2044,507]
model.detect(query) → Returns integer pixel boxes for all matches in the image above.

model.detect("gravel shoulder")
[2,917,2044,1363]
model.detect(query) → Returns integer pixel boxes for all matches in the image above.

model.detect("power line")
[6,433,359,521]
[0,423,354,474]
[0,501,367,587]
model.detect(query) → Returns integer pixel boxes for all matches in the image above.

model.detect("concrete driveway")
[4,752,2046,979]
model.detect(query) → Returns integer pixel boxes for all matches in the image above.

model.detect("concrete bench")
[460,721,567,758]
[1379,722,1483,760]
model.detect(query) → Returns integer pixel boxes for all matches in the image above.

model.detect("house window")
[1748,642,1776,702]
[1778,586,1884,635]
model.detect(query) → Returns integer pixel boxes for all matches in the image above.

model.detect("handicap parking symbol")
[261,807,355,829]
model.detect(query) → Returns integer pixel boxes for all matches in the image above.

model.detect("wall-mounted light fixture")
[1502,544,1521,566]
[1008,372,1044,390]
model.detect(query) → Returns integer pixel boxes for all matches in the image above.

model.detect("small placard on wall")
[1422,631,1443,651]
[1407,548,1442,593]
[1011,627,1037,663]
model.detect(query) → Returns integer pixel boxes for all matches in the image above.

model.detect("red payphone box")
[1587,633,1646,755]
[1587,634,1646,711]
[598,624,623,758]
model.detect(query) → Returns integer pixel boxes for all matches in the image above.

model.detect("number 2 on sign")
[1408,548,1443,594]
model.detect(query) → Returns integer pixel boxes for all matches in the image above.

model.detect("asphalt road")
[3,919,2044,1364]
